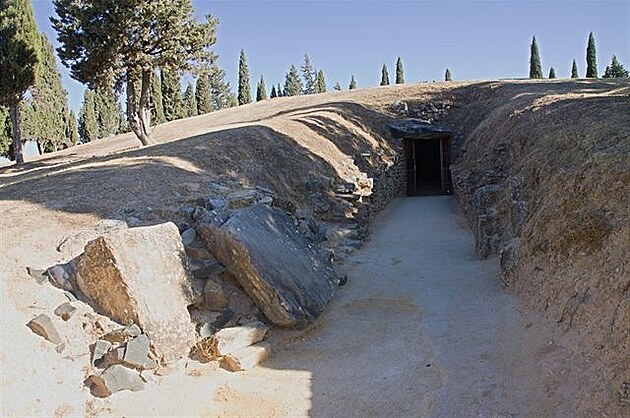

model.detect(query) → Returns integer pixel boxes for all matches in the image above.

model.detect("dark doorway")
[404,136,452,196]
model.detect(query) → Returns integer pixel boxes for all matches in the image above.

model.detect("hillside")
[1,79,628,416]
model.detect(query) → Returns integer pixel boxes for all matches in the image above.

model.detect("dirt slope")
[1,79,628,416]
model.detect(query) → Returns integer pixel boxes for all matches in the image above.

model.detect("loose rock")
[54,302,77,321]
[75,222,197,363]
[212,322,268,356]
[203,278,230,311]
[181,228,197,247]
[219,342,271,372]
[91,340,112,367]
[123,334,157,370]
[86,364,144,397]
[27,314,63,346]
[197,204,339,328]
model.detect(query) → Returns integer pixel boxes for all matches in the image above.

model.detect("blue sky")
[32,0,629,114]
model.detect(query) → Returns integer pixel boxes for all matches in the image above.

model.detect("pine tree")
[78,89,98,143]
[395,57,404,84]
[270,85,277,99]
[349,75,357,90]
[548,67,556,79]
[208,63,236,110]
[445,68,452,81]
[0,0,39,165]
[256,76,267,101]
[316,70,327,93]
[52,0,218,145]
[529,35,543,79]
[333,82,341,91]
[237,49,251,105]
[161,69,183,121]
[195,74,212,114]
[150,70,166,125]
[94,87,121,138]
[66,109,78,145]
[301,54,316,94]
[183,83,198,117]
[586,32,597,78]
[602,55,629,78]
[571,59,579,78]
[284,65,303,96]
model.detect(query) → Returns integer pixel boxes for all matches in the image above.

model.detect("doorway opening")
[390,120,453,196]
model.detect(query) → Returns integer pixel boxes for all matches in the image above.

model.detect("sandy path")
[241,196,575,417]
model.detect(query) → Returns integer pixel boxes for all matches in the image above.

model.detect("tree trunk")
[127,68,153,146]
[9,103,24,167]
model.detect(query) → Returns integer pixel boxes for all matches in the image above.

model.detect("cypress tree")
[208,63,236,110]
[161,69,184,121]
[284,65,303,96]
[237,49,251,105]
[183,83,197,117]
[529,35,543,79]
[150,70,166,125]
[0,106,11,157]
[571,59,579,78]
[602,55,629,78]
[270,85,277,99]
[333,82,341,91]
[195,74,212,114]
[94,87,121,138]
[66,109,79,145]
[301,54,316,94]
[277,83,283,97]
[0,0,39,165]
[586,32,597,78]
[349,75,357,90]
[445,68,452,81]
[316,70,327,93]
[548,67,556,79]
[395,57,404,84]
[256,76,267,101]
[78,89,98,143]
[380,64,390,86]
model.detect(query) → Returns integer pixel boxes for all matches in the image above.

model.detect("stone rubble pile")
[25,183,354,398]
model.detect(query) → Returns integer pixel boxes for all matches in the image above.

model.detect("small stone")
[91,340,112,367]
[219,342,271,372]
[203,278,229,311]
[124,324,142,337]
[27,314,63,345]
[199,322,215,339]
[26,267,48,284]
[124,334,156,369]
[226,189,259,209]
[181,228,197,247]
[184,183,201,192]
[192,208,226,227]
[86,364,144,397]
[54,302,77,321]
[212,322,268,356]
[47,263,75,291]
[207,198,226,211]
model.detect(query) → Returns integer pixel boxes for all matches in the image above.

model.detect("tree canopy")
[529,35,543,79]
[284,65,302,96]
[52,0,218,145]
[586,32,597,78]
[256,76,267,101]
[237,49,251,105]
[381,64,390,86]
[395,57,404,84]
[571,59,579,78]
[602,55,629,78]
[301,54,316,94]
[316,70,326,93]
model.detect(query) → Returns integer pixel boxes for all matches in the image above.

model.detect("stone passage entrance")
[390,119,453,195]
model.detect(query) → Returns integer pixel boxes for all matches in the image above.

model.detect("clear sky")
[31,0,629,114]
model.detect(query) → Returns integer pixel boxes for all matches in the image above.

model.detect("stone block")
[212,322,268,356]
[54,302,77,321]
[86,364,143,397]
[75,222,197,363]
[197,204,339,328]
[220,342,271,372]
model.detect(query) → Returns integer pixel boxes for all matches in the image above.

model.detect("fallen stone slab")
[54,302,77,321]
[212,322,268,356]
[86,364,144,397]
[197,204,339,328]
[91,340,112,367]
[75,222,197,364]
[220,342,271,372]
[27,314,63,346]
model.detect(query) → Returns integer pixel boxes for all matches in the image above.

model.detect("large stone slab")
[75,222,197,363]
[197,204,339,328]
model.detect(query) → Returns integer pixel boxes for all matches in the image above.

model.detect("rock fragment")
[91,340,112,367]
[123,334,157,370]
[86,365,144,397]
[203,278,229,311]
[212,322,268,356]
[27,314,63,345]
[220,342,271,372]
[54,302,77,321]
